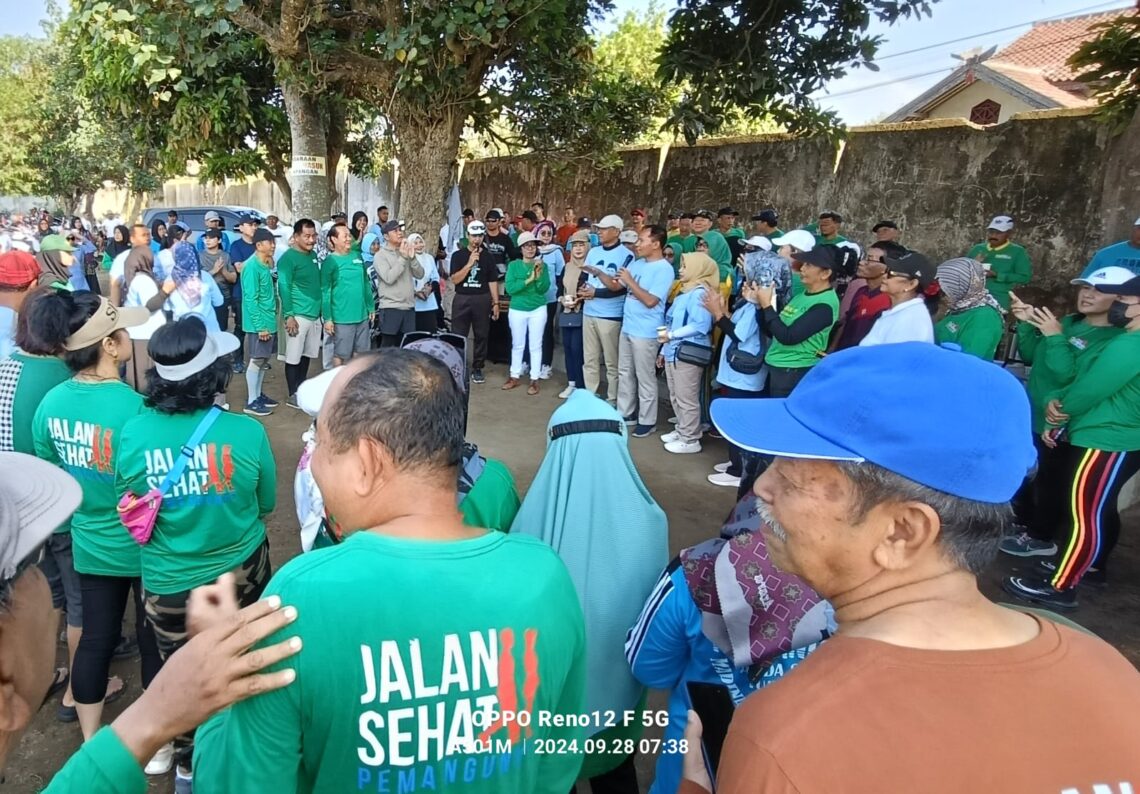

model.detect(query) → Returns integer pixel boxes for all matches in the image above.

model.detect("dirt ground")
[7,361,1140,792]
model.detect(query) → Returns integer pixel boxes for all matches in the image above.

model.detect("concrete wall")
[923,81,1037,124]
[460,108,1130,305]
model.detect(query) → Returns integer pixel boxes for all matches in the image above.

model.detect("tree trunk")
[283,83,334,221]
[391,106,465,237]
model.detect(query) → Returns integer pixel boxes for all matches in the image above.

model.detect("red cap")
[0,250,41,288]
[630,207,646,217]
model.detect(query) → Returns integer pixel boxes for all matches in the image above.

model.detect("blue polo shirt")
[622,258,674,339]
[1080,240,1140,278]
[583,243,635,320]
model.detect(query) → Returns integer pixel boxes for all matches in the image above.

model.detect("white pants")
[509,306,546,379]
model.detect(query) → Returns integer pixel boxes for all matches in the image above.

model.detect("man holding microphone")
[449,220,500,384]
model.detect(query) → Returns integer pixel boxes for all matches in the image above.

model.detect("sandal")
[41,667,68,707]
[501,378,520,390]
[527,381,539,396]
[56,675,126,723]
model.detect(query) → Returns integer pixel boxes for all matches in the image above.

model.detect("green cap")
[39,234,74,253]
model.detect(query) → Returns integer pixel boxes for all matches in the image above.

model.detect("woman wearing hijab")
[503,231,550,395]
[535,219,564,379]
[350,211,369,250]
[149,219,167,254]
[513,390,668,792]
[165,242,224,331]
[934,257,1004,360]
[626,491,835,794]
[360,231,383,340]
[34,234,79,290]
[122,245,172,390]
[103,224,131,270]
[407,232,442,333]
[659,252,718,454]
[557,229,591,399]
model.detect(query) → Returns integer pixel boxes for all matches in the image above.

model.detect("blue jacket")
[662,287,713,362]
[625,560,832,794]
[715,301,767,392]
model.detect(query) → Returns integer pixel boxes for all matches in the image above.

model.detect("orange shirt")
[555,223,578,247]
[681,617,1140,793]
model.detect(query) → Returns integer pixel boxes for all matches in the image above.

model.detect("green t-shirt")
[764,289,840,369]
[42,725,146,794]
[966,241,1031,311]
[504,259,551,312]
[460,458,520,533]
[1017,317,1122,433]
[193,530,587,794]
[241,255,278,333]
[676,233,698,254]
[935,305,1004,360]
[815,233,847,246]
[0,352,70,455]
[33,380,145,575]
[278,248,322,321]
[763,227,786,242]
[723,227,744,239]
[1055,331,1140,451]
[321,251,373,324]
[116,408,276,594]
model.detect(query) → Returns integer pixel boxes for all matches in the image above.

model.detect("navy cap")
[202,228,222,240]
[236,213,260,226]
[752,208,779,224]
[711,343,1035,503]
[1096,275,1140,297]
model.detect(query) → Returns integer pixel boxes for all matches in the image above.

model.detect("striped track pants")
[1051,446,1140,591]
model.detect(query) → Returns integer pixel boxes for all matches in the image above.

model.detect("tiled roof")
[985,63,1094,108]
[989,8,1135,82]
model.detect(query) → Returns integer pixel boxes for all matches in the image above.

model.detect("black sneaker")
[623,415,637,426]
[1034,560,1107,587]
[472,369,486,384]
[1001,575,1078,610]
[631,424,656,438]
[112,635,138,660]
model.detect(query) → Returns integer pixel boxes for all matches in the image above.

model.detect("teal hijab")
[511,391,668,730]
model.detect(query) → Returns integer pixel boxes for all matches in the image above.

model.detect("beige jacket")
[373,243,425,310]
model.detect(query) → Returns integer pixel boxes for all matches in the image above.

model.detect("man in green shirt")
[194,350,587,793]
[675,212,698,253]
[812,210,847,246]
[323,224,375,366]
[966,215,1032,311]
[278,218,323,408]
[750,208,783,243]
[241,227,281,416]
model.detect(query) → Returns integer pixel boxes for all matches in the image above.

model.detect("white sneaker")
[668,416,678,425]
[707,472,742,487]
[666,439,702,454]
[713,462,732,474]
[145,743,174,776]
[661,430,681,444]
[559,383,576,399]
[539,365,553,380]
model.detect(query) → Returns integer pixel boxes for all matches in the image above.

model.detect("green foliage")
[66,0,297,193]
[1069,13,1140,134]
[0,37,45,195]
[658,0,936,142]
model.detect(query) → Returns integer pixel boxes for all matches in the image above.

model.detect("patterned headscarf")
[680,493,832,668]
[171,242,203,307]
[937,257,1002,314]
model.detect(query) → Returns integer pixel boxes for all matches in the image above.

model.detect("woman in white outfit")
[860,250,939,347]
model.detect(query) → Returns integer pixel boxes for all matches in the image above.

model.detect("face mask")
[1108,300,1134,328]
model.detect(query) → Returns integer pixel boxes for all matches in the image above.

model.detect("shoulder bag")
[725,304,765,375]
[117,406,222,545]
[674,296,715,368]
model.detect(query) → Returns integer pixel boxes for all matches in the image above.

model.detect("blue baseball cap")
[711,343,1036,503]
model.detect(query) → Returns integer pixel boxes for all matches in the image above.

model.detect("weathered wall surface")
[460,108,1123,304]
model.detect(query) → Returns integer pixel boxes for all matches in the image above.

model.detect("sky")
[2,0,1132,125]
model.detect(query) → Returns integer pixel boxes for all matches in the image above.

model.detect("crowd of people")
[0,198,1138,793]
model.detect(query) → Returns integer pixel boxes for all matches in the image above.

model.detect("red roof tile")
[989,8,1136,82]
